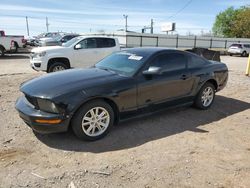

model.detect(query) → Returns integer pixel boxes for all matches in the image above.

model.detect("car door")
[71,38,100,68]
[137,51,195,108]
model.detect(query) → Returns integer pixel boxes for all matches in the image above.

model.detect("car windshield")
[62,37,81,47]
[95,51,147,77]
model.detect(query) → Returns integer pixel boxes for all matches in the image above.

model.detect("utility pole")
[46,17,49,32]
[25,16,30,36]
[123,15,128,32]
[150,19,154,34]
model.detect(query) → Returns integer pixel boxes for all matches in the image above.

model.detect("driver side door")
[137,51,195,108]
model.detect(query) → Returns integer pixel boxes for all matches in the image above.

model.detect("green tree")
[231,7,250,38]
[212,7,238,37]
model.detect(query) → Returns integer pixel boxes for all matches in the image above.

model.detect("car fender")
[195,72,218,95]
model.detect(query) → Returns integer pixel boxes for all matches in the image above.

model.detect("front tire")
[71,100,114,141]
[0,47,4,57]
[47,62,68,73]
[194,82,215,110]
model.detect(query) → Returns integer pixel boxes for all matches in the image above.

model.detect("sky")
[0,0,249,37]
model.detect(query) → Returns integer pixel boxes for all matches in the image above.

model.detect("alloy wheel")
[53,65,65,72]
[81,107,110,137]
[201,86,214,107]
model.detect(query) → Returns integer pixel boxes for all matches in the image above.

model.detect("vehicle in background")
[39,34,80,47]
[186,48,221,62]
[0,30,26,55]
[16,48,228,141]
[31,32,65,46]
[228,43,250,57]
[30,36,120,72]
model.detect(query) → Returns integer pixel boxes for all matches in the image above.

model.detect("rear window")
[187,54,207,68]
[96,38,115,48]
[230,44,242,48]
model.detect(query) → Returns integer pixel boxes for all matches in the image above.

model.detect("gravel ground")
[0,54,249,188]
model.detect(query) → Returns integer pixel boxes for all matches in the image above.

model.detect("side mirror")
[75,44,82,49]
[142,66,161,75]
[61,38,66,43]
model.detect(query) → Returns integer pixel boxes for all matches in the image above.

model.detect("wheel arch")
[47,57,71,72]
[0,45,6,51]
[14,41,19,48]
[206,79,218,91]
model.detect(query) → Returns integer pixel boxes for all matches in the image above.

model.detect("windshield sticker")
[128,55,143,61]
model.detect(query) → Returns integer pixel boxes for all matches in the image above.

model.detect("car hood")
[20,68,123,99]
[31,46,65,53]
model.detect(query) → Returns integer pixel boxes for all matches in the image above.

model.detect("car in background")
[39,34,80,47]
[228,43,250,57]
[16,48,228,141]
[30,36,120,72]
[0,30,26,54]
[36,32,65,46]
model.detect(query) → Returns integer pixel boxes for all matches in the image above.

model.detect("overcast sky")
[0,0,249,37]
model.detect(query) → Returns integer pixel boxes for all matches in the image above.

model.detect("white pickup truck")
[30,36,120,72]
[0,30,27,56]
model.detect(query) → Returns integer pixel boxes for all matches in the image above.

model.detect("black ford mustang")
[15,48,228,141]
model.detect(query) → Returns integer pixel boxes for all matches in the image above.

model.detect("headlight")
[34,51,46,58]
[38,51,46,57]
[37,98,59,113]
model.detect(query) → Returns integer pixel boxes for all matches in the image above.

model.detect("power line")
[166,0,193,20]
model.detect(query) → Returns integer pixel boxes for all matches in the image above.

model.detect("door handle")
[180,74,188,80]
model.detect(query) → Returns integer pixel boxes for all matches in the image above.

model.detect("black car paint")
[15,48,228,134]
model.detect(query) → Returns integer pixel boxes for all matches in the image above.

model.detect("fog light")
[34,63,41,67]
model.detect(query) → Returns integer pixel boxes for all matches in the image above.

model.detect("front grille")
[25,95,39,109]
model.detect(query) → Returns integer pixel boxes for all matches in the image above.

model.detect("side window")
[151,52,187,72]
[96,38,115,48]
[78,38,97,49]
[188,54,207,68]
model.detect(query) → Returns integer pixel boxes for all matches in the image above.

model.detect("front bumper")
[15,96,70,134]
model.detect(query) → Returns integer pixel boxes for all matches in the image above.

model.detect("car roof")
[78,35,116,39]
[122,47,182,56]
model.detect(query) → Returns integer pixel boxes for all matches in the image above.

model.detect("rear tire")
[241,51,247,57]
[13,42,18,53]
[194,82,215,110]
[71,100,114,141]
[47,62,68,73]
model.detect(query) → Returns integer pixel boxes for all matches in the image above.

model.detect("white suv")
[228,43,250,57]
[30,36,120,72]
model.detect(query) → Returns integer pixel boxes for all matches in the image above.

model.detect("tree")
[212,7,238,37]
[231,7,250,38]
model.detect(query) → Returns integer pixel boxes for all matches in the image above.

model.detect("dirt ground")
[0,54,249,188]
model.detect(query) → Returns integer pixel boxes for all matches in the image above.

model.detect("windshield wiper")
[98,67,116,73]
